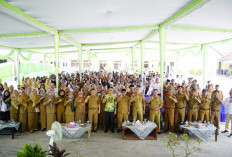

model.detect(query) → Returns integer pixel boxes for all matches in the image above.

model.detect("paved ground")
[0,123,232,157]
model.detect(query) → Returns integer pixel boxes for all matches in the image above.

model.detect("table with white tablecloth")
[61,124,91,139]
[0,122,21,139]
[122,121,158,140]
[180,124,217,141]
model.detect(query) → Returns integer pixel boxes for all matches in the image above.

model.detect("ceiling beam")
[0,32,49,38]
[0,0,80,46]
[59,25,158,34]
[0,44,41,54]
[170,25,232,33]
[146,40,200,46]
[159,0,213,28]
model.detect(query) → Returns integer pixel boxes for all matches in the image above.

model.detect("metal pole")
[159,27,167,101]
[202,45,206,88]
[15,50,20,85]
[87,50,90,72]
[43,52,46,74]
[131,47,135,74]
[176,51,179,74]
[140,40,144,86]
[54,34,59,91]
[78,44,82,80]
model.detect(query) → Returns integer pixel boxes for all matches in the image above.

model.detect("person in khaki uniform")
[211,91,224,131]
[187,89,201,122]
[18,89,29,132]
[99,90,106,129]
[163,89,177,132]
[38,88,46,131]
[147,89,163,132]
[130,86,146,121]
[54,90,66,123]
[64,92,75,123]
[199,89,211,123]
[43,90,56,130]
[28,89,40,133]
[10,90,19,122]
[174,86,189,131]
[74,91,86,123]
[85,89,100,132]
[116,89,130,132]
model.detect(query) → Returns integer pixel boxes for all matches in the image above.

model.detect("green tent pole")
[131,47,135,74]
[43,52,46,74]
[176,51,179,74]
[54,34,59,91]
[78,45,83,80]
[159,27,167,101]
[87,50,90,72]
[202,45,206,88]
[14,50,20,85]
[140,40,144,85]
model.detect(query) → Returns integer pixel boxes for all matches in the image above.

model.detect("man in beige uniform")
[130,86,146,121]
[199,89,211,123]
[85,89,100,132]
[187,89,201,122]
[211,91,224,132]
[175,86,188,131]
[116,89,130,133]
[146,89,163,132]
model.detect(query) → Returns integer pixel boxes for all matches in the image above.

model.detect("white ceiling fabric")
[0,0,231,58]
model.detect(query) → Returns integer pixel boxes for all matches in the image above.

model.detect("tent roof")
[0,0,232,57]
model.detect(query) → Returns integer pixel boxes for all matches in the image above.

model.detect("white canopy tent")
[0,0,232,99]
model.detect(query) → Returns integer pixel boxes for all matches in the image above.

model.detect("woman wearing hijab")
[18,89,29,132]
[43,90,56,130]
[0,90,11,121]
[54,90,66,123]
[28,88,40,133]
[74,91,86,123]
[38,88,46,131]
[10,90,19,122]
[0,84,4,97]
[64,92,75,123]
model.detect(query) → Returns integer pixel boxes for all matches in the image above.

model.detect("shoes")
[41,128,46,131]
[117,129,122,133]
[221,130,229,133]
[30,131,33,133]
[158,132,162,135]
[228,134,232,138]
[111,130,115,133]
[105,130,108,133]
[93,130,97,133]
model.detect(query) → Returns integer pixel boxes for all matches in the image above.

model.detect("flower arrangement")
[162,133,202,157]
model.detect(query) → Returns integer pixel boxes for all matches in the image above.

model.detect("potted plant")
[17,144,47,157]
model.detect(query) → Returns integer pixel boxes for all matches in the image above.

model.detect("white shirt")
[224,97,232,114]
[153,83,161,94]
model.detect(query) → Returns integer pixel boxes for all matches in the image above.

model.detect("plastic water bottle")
[11,119,15,124]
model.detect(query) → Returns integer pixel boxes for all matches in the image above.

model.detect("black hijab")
[2,90,10,103]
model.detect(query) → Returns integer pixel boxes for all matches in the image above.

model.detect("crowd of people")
[0,71,232,137]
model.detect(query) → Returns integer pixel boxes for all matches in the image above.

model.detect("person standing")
[85,89,100,132]
[64,92,75,123]
[28,89,39,133]
[187,89,201,122]
[18,89,29,132]
[174,86,188,131]
[221,90,232,137]
[38,88,46,131]
[103,87,117,133]
[163,88,177,132]
[10,90,19,122]
[54,90,66,123]
[130,86,146,121]
[0,90,11,121]
[147,89,163,132]
[116,89,130,133]
[199,89,211,123]
[74,91,86,123]
[44,90,56,130]
[211,91,224,133]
